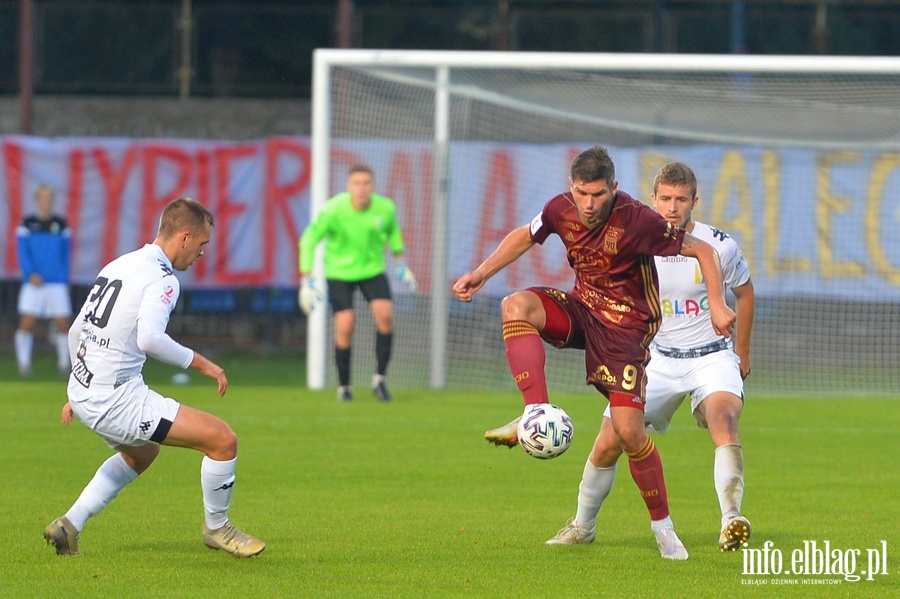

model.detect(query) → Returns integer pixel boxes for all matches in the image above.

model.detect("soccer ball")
[517,403,574,459]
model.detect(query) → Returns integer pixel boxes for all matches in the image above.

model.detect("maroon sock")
[502,320,548,405]
[627,437,670,521]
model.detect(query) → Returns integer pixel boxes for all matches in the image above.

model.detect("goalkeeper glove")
[395,260,418,292]
[298,277,323,315]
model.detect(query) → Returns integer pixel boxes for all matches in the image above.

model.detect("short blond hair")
[653,162,697,197]
[157,198,215,239]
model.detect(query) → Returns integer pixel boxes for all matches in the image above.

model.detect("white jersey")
[69,244,193,391]
[653,221,750,349]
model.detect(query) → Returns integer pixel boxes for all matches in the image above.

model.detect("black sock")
[335,346,351,386]
[375,332,392,376]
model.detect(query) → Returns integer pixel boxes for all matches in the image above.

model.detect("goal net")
[309,50,900,397]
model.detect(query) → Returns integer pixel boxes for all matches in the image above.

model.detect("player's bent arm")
[452,225,535,301]
[732,278,755,378]
[136,329,194,369]
[189,351,228,397]
[135,303,227,396]
[679,233,736,337]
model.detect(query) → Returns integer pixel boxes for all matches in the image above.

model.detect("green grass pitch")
[1,354,897,598]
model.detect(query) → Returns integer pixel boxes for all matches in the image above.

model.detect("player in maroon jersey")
[451,146,735,560]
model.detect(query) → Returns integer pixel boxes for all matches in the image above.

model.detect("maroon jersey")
[529,190,685,337]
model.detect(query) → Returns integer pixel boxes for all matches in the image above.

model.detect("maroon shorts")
[527,286,650,405]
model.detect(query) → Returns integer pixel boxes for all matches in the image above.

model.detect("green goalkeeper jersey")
[299,192,406,282]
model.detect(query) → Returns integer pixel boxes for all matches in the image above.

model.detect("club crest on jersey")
[604,227,623,255]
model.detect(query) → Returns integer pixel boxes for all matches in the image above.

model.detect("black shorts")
[328,274,392,312]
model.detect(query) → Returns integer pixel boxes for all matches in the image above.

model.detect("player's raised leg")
[485,290,551,445]
[164,405,266,557]
[501,291,550,405]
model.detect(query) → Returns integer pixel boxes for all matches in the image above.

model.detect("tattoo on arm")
[681,233,699,249]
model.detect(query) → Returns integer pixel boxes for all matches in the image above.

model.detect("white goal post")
[308,49,900,396]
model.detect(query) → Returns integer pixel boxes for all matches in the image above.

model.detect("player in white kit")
[43,198,265,558]
[546,162,755,552]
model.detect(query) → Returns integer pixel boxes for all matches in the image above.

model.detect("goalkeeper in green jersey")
[298,164,417,402]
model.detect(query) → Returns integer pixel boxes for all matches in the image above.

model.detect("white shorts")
[18,282,72,318]
[68,376,181,449]
[603,349,744,434]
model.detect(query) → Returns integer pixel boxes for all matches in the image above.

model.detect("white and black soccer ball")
[517,403,574,459]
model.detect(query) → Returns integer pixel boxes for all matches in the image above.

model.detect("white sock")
[651,515,675,532]
[714,444,745,526]
[573,459,617,528]
[201,456,236,530]
[54,330,70,370]
[15,330,33,370]
[65,453,138,531]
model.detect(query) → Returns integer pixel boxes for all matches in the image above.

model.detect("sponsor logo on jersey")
[161,284,175,305]
[80,328,110,348]
[72,358,94,388]
[571,246,612,273]
[578,286,631,318]
[661,295,709,316]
